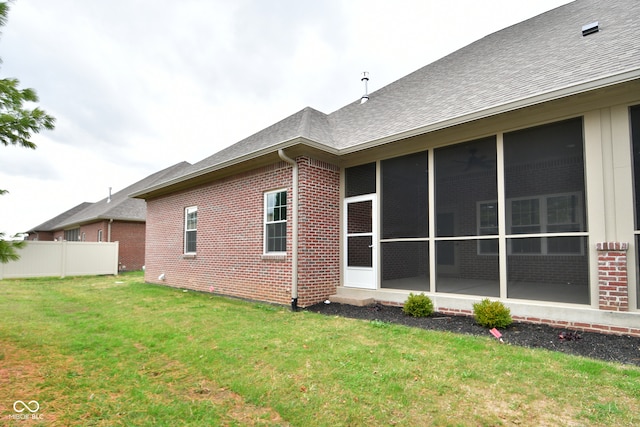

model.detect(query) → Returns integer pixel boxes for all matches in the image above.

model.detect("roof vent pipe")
[360,71,369,104]
[107,187,112,203]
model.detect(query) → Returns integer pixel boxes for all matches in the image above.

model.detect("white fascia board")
[129,137,338,198]
[339,68,640,155]
[131,68,640,198]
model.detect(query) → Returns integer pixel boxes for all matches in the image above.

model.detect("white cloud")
[0,0,572,236]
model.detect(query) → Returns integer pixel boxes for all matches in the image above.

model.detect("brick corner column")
[596,242,629,311]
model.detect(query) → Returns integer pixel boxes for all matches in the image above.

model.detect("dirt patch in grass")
[0,342,61,424]
[189,381,290,426]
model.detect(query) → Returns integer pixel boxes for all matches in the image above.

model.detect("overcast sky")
[0,0,572,237]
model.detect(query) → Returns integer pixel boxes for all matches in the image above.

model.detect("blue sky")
[0,0,571,236]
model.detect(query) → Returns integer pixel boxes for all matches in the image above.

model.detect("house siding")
[297,157,341,307]
[145,162,292,303]
[110,221,146,271]
[144,157,340,307]
[78,221,108,243]
[136,0,640,336]
[35,220,145,271]
[27,231,54,241]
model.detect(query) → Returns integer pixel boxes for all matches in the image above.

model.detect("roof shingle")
[139,0,640,194]
[30,161,191,231]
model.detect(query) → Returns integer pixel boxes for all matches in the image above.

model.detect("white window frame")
[184,206,197,254]
[476,201,499,255]
[264,189,287,254]
[64,228,80,241]
[477,192,584,256]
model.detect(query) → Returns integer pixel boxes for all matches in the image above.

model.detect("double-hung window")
[478,193,583,255]
[509,198,542,254]
[184,206,197,254]
[264,190,287,253]
[477,201,499,255]
[507,192,583,255]
[64,228,80,241]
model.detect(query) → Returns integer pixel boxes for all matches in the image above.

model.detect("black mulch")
[305,302,640,367]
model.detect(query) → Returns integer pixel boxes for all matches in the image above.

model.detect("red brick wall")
[144,157,341,307]
[79,221,108,242]
[596,242,629,311]
[41,220,146,271]
[297,157,341,306]
[27,232,54,241]
[145,162,295,304]
[110,221,146,271]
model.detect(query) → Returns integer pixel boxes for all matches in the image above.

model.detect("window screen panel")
[266,222,287,252]
[435,136,497,237]
[348,236,373,267]
[345,163,376,197]
[381,151,428,239]
[504,118,586,233]
[381,241,429,291]
[185,230,197,253]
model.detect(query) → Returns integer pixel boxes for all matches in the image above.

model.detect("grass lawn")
[1,272,639,426]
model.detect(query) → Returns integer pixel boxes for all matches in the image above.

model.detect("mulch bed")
[305,302,640,367]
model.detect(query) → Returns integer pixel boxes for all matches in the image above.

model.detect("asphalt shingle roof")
[328,0,640,149]
[139,0,640,194]
[188,107,333,171]
[28,202,93,232]
[30,162,191,231]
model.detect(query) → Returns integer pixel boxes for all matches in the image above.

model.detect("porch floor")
[349,275,590,305]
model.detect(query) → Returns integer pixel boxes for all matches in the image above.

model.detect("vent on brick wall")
[582,21,599,36]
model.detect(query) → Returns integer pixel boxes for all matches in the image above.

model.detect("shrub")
[403,293,434,317]
[472,298,512,328]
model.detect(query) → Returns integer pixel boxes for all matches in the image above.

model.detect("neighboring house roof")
[133,0,640,198]
[28,202,93,233]
[29,161,191,232]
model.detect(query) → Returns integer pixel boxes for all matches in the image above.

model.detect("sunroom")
[338,93,639,318]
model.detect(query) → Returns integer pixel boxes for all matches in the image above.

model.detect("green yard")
[1,272,639,426]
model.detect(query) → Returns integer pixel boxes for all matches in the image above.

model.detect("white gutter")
[278,149,299,310]
[107,218,113,242]
[129,137,330,199]
[340,68,640,155]
[132,69,640,201]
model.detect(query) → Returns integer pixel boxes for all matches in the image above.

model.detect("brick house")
[27,162,190,271]
[133,0,640,336]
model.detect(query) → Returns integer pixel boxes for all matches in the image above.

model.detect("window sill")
[261,253,287,262]
[183,253,196,259]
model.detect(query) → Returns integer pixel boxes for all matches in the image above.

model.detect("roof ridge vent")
[360,71,369,104]
[582,21,599,36]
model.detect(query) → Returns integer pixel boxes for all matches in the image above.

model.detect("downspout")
[278,149,299,311]
[107,218,113,242]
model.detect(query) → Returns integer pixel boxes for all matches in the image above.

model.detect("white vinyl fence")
[0,241,119,279]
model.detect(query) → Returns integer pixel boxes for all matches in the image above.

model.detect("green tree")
[0,1,56,262]
[0,231,25,263]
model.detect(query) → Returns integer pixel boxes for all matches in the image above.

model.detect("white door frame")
[344,194,377,289]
